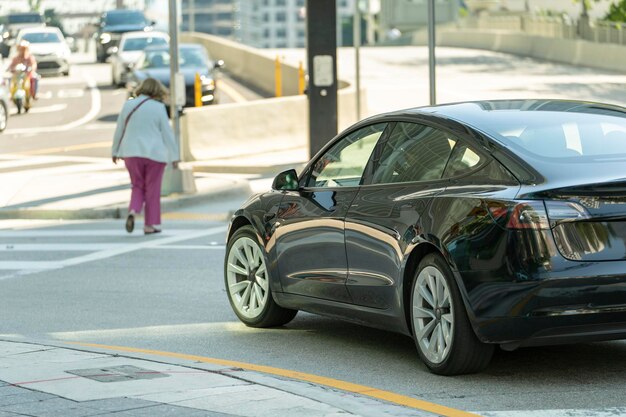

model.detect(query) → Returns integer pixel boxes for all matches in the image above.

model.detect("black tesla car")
[127,44,223,107]
[224,99,626,375]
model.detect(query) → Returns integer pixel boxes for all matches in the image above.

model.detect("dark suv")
[0,12,45,57]
[96,9,153,63]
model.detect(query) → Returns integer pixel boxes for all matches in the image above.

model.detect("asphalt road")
[1,47,626,417]
[0,215,625,416]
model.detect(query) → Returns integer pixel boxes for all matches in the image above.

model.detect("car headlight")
[100,33,112,44]
[2,31,9,40]
[201,76,215,89]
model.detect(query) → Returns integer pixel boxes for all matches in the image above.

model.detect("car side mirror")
[213,59,224,69]
[107,46,118,55]
[272,169,299,191]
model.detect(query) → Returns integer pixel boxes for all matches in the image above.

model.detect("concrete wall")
[182,86,366,161]
[179,32,364,162]
[181,32,302,97]
[414,29,626,74]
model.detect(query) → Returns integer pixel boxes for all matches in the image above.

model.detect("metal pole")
[189,0,195,32]
[168,0,180,146]
[354,0,361,120]
[427,0,436,105]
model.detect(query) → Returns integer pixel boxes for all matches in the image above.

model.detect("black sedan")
[224,99,626,375]
[127,44,223,107]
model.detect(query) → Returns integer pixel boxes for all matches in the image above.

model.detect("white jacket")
[112,95,179,163]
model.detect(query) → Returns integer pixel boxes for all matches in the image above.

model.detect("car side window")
[307,123,387,188]
[444,142,483,178]
[371,122,457,185]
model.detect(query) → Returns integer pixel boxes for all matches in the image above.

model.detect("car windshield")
[22,32,61,43]
[141,48,207,69]
[122,36,167,52]
[105,12,146,26]
[478,110,626,161]
[8,14,43,24]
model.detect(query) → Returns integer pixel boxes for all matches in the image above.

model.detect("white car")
[110,31,169,87]
[15,27,71,76]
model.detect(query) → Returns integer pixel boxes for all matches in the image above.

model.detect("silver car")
[15,27,71,76]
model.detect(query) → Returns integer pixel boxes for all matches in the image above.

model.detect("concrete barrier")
[179,32,365,163]
[414,29,626,74]
[181,86,366,161]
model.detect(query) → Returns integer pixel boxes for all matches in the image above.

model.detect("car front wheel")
[411,253,494,375]
[224,226,297,328]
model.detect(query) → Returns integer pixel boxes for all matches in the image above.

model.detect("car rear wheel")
[411,253,493,375]
[225,226,297,328]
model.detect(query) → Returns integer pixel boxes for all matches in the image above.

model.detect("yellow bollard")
[275,56,282,97]
[298,61,305,95]
[194,73,202,107]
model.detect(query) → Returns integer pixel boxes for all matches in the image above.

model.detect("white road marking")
[37,91,53,100]
[0,243,124,251]
[57,88,85,99]
[0,226,226,275]
[151,245,225,250]
[4,71,101,135]
[27,104,68,114]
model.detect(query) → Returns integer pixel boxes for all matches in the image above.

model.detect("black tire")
[410,253,494,375]
[224,225,297,328]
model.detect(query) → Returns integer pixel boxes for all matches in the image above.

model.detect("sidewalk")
[0,149,308,220]
[0,339,433,417]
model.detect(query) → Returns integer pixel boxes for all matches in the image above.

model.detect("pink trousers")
[124,157,166,226]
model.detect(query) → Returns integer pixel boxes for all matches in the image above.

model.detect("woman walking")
[112,78,179,234]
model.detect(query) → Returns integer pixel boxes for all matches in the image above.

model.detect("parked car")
[224,99,626,375]
[14,27,71,76]
[110,31,168,87]
[96,9,154,63]
[0,12,45,58]
[0,80,9,132]
[127,44,223,107]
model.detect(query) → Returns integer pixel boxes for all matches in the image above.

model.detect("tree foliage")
[605,0,626,22]
[28,0,42,12]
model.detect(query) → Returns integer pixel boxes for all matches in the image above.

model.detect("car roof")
[399,99,626,125]
[143,43,202,51]
[104,9,143,15]
[121,31,168,40]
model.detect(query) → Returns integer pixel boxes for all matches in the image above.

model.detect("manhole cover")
[66,365,169,383]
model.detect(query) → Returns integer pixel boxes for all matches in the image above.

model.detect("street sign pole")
[427,0,436,105]
[162,0,197,195]
[306,0,338,158]
[354,0,361,120]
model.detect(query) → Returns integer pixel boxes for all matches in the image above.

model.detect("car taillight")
[487,200,591,230]
[487,200,549,230]
[544,201,590,227]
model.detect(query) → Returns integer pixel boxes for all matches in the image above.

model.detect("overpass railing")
[460,15,626,47]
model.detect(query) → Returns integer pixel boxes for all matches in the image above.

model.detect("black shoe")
[144,228,161,235]
[125,214,135,233]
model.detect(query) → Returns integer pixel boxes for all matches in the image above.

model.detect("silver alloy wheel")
[412,266,454,364]
[0,103,7,131]
[226,236,270,319]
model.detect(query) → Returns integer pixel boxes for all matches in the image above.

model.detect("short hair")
[134,78,169,102]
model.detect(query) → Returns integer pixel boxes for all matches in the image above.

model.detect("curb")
[0,181,252,221]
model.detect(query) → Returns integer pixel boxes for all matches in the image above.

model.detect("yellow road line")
[67,342,482,417]
[20,141,112,155]
[219,78,248,103]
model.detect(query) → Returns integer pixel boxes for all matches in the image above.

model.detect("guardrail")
[179,32,364,162]
[460,15,626,46]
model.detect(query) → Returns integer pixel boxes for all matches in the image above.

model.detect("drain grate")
[66,365,169,383]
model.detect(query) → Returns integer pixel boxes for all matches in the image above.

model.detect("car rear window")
[484,111,626,160]
[105,12,146,26]
[122,36,167,51]
[8,14,43,24]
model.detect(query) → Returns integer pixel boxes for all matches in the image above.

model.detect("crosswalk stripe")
[477,409,626,417]
[0,244,125,251]
[0,261,63,270]
[0,229,218,238]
